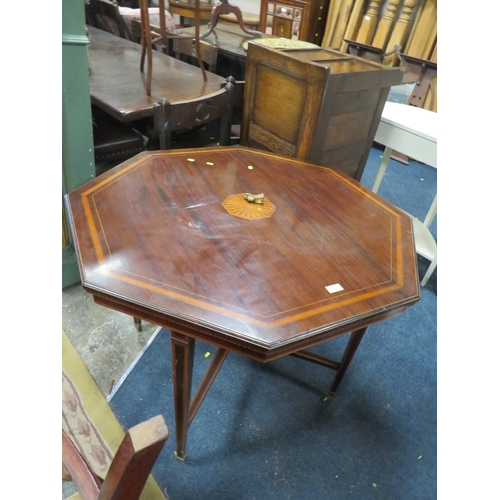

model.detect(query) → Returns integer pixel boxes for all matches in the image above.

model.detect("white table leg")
[423,194,437,228]
[372,146,393,194]
[421,255,437,286]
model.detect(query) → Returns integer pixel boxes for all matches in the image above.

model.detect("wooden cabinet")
[258,0,330,44]
[240,43,404,181]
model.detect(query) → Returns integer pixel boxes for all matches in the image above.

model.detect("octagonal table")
[65,146,420,459]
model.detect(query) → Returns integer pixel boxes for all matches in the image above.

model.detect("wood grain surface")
[87,26,227,122]
[66,146,419,361]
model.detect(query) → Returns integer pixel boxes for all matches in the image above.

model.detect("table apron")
[90,291,414,362]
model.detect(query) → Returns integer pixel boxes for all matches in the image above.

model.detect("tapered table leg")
[323,327,367,401]
[170,331,195,460]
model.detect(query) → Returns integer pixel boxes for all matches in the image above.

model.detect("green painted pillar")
[62,0,96,288]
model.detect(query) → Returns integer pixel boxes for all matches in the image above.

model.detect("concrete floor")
[62,282,160,401]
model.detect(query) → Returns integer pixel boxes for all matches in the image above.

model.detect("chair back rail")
[154,81,234,150]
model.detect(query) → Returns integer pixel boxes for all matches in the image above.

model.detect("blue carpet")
[109,146,437,499]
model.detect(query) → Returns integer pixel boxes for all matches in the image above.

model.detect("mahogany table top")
[87,26,227,122]
[66,146,420,361]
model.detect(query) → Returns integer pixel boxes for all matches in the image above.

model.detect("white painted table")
[373,102,437,286]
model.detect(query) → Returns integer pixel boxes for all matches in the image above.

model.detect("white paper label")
[325,283,344,294]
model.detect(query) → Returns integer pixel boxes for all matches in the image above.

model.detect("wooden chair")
[62,414,169,500]
[130,17,163,49]
[172,37,218,73]
[138,0,169,95]
[127,78,235,152]
[85,0,131,40]
[139,0,210,95]
[153,79,234,150]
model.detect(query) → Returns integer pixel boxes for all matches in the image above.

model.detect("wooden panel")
[321,0,436,69]
[253,66,308,144]
[420,18,437,60]
[319,139,371,178]
[321,0,355,49]
[356,0,383,44]
[382,0,419,65]
[273,15,294,38]
[241,43,328,161]
[405,0,436,59]
[247,122,297,156]
[322,89,383,149]
[323,112,372,150]
[372,0,400,49]
[337,0,364,51]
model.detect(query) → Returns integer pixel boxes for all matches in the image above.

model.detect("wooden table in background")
[66,146,420,460]
[87,26,227,122]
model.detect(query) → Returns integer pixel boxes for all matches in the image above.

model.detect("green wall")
[62,0,96,288]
